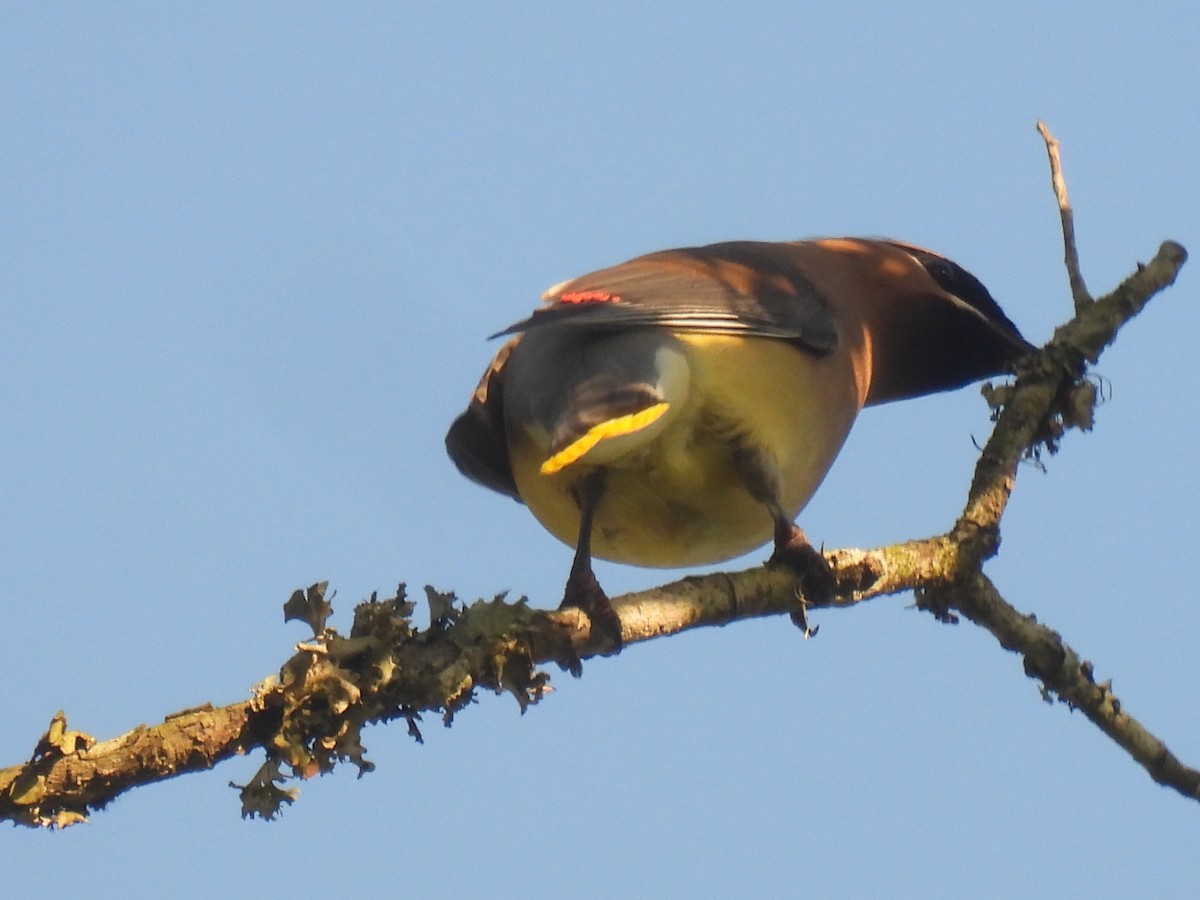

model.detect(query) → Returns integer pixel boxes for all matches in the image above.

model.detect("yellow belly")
[508,333,861,567]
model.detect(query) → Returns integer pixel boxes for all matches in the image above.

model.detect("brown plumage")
[447,238,1030,654]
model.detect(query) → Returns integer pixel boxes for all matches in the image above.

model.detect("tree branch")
[0,128,1190,826]
[1038,120,1093,311]
[927,572,1200,800]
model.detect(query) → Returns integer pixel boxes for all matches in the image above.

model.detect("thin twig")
[1037,120,1093,310]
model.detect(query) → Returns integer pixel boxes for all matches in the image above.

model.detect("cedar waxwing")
[446,238,1030,652]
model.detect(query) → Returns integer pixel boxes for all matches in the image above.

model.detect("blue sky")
[3,4,1198,897]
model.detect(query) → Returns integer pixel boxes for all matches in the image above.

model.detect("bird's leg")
[559,469,623,664]
[734,445,834,636]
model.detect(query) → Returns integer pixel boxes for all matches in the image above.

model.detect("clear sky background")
[3,4,1198,897]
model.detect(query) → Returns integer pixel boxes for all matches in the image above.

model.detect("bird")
[446,238,1030,658]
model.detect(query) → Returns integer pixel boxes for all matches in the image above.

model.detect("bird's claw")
[556,564,623,675]
[770,525,835,636]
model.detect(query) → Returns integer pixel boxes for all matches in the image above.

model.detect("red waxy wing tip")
[558,290,621,305]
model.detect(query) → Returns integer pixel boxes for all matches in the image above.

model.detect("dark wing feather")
[492,244,839,354]
[445,337,521,501]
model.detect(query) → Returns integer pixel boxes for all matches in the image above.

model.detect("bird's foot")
[555,564,623,676]
[769,525,835,638]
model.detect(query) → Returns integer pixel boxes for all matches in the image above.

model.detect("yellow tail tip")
[540,402,670,475]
